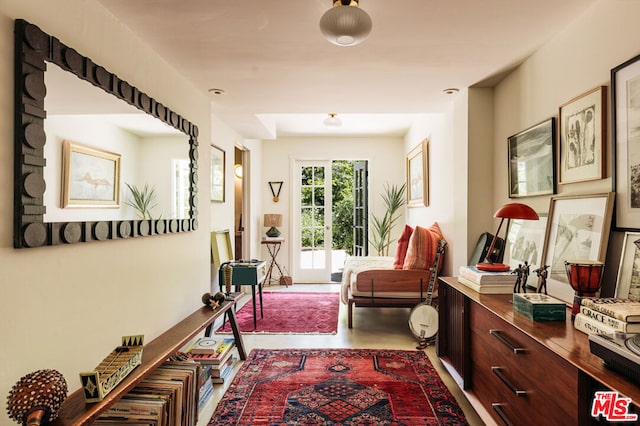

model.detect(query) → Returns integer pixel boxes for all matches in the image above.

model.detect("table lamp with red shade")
[476,203,539,272]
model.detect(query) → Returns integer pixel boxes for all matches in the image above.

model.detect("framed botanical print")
[508,118,556,198]
[558,86,607,184]
[506,213,548,289]
[615,232,640,301]
[613,53,640,230]
[406,139,429,207]
[541,193,614,303]
[210,145,225,202]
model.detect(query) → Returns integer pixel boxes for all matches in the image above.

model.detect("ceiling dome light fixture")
[324,113,343,127]
[320,0,372,46]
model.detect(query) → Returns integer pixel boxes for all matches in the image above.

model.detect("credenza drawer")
[470,301,578,425]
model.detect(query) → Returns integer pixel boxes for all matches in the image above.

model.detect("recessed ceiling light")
[209,88,225,95]
[442,88,460,95]
[323,113,342,127]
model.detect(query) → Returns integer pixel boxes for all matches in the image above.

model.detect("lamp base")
[266,227,281,238]
[476,262,511,272]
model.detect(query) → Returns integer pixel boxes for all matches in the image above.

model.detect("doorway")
[292,159,368,282]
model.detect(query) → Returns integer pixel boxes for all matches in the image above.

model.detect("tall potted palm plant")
[370,183,406,256]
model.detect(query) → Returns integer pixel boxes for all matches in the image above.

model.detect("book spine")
[580,299,635,322]
[457,276,513,294]
[579,306,629,332]
[458,267,514,284]
[574,313,617,335]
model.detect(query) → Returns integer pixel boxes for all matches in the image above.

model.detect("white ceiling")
[97,0,597,139]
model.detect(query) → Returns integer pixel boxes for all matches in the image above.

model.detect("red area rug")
[216,292,339,334]
[210,348,467,425]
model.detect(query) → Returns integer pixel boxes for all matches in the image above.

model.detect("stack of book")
[574,298,640,335]
[94,360,200,426]
[187,337,237,385]
[458,265,515,294]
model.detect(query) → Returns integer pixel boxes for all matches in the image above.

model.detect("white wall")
[0,2,212,421]
[261,136,405,276]
[492,0,640,295]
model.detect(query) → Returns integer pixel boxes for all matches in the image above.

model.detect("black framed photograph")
[615,232,640,301]
[211,144,225,202]
[508,118,556,198]
[613,54,640,230]
[540,192,614,303]
[558,86,607,185]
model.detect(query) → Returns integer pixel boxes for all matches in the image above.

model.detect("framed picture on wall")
[540,193,614,304]
[506,213,548,289]
[615,232,640,301]
[558,86,607,184]
[61,140,121,208]
[507,118,556,198]
[406,138,428,207]
[613,53,640,230]
[211,145,225,202]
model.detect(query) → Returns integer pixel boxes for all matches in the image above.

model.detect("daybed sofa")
[340,223,445,328]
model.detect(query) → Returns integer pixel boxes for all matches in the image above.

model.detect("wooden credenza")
[437,277,639,426]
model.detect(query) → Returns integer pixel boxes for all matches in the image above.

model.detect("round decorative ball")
[6,369,68,424]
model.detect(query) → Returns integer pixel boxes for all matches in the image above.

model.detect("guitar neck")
[425,240,446,304]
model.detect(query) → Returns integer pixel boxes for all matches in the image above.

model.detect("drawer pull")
[489,329,526,354]
[492,367,527,397]
[492,403,514,426]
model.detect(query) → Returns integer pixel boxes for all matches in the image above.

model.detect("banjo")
[408,239,447,348]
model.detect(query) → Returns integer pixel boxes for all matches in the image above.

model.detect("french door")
[292,160,332,282]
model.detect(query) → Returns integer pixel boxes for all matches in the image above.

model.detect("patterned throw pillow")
[393,225,414,269]
[403,223,444,270]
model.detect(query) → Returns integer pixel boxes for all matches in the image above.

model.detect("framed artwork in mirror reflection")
[507,118,556,198]
[62,140,121,208]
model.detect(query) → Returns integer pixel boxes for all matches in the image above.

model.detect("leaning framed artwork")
[613,53,640,230]
[61,140,120,208]
[558,86,606,184]
[540,193,614,304]
[615,232,640,301]
[210,144,225,202]
[507,118,556,198]
[506,213,548,289]
[406,138,428,207]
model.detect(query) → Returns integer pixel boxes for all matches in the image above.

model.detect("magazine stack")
[574,298,640,335]
[187,337,237,385]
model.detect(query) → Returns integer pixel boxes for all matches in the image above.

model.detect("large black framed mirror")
[14,19,199,248]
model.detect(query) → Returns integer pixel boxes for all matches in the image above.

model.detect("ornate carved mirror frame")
[14,19,199,248]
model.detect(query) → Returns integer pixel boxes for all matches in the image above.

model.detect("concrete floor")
[199,283,486,425]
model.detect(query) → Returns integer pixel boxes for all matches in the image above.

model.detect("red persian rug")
[209,348,468,425]
[216,292,339,334]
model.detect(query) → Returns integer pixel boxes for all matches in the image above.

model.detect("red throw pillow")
[393,225,414,269]
[403,223,444,270]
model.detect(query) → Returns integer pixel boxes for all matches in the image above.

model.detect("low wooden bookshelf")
[51,292,245,426]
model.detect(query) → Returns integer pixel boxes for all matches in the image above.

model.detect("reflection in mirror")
[14,19,199,248]
[44,63,190,222]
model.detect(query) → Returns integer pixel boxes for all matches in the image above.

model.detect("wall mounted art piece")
[615,232,640,301]
[62,141,120,208]
[613,53,640,230]
[541,193,614,304]
[558,86,607,184]
[508,118,556,198]
[211,145,225,202]
[506,213,548,289]
[406,138,428,207]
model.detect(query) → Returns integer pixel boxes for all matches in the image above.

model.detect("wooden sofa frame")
[347,269,437,328]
